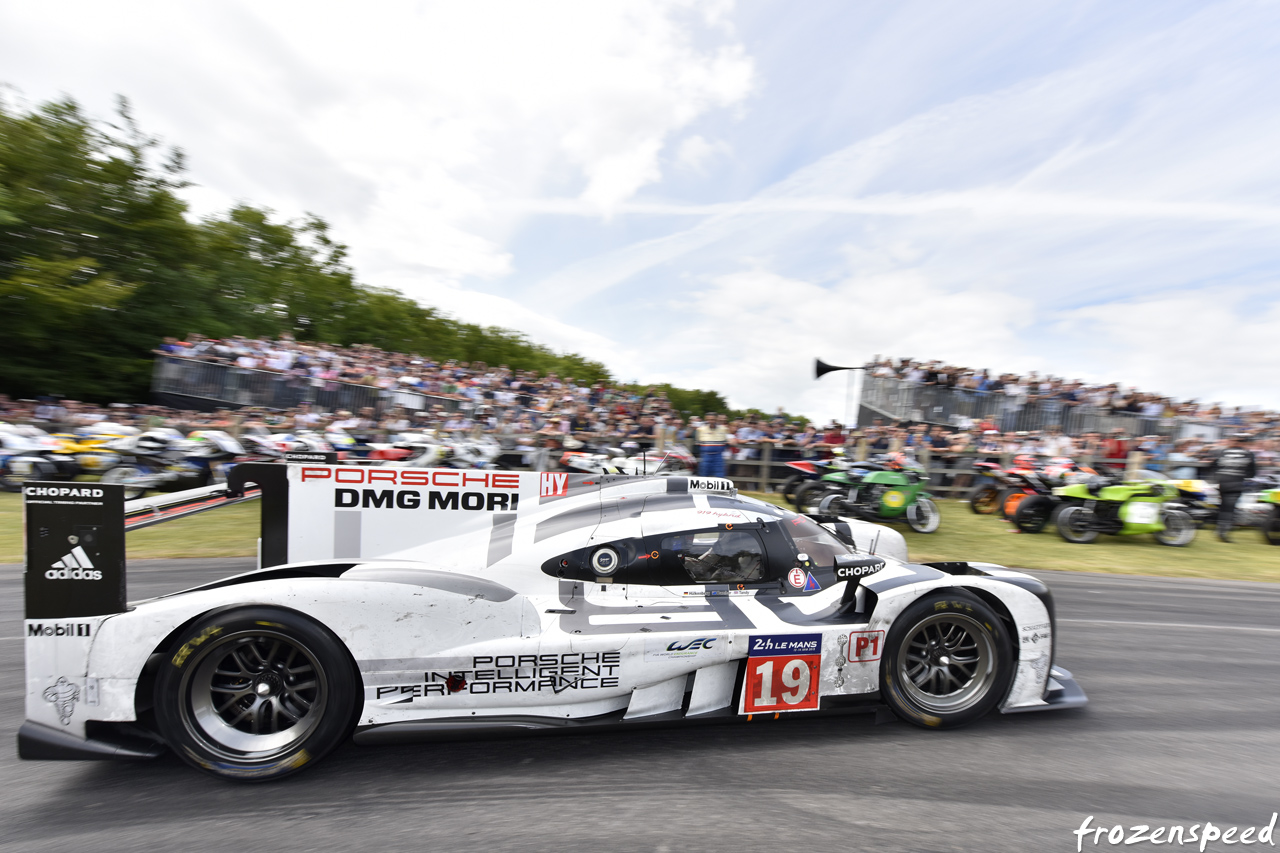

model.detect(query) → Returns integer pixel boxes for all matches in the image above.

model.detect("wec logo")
[666,637,716,652]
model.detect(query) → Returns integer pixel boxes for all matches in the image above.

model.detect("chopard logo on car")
[834,559,885,580]
[23,486,105,498]
[376,652,622,699]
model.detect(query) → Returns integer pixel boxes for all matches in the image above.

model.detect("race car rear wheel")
[1013,495,1054,534]
[155,606,359,781]
[881,591,1013,728]
[968,485,999,514]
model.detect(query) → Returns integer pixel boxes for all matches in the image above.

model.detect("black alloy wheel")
[154,606,360,781]
[880,591,1014,728]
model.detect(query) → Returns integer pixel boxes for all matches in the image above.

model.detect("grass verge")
[2,491,1276,582]
[741,491,1280,584]
[0,492,261,563]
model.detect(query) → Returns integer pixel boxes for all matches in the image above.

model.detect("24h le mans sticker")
[740,634,822,714]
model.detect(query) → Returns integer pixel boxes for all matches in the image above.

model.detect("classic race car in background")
[19,466,1085,781]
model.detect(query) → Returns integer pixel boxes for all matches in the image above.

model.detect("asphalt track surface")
[1,559,1278,853]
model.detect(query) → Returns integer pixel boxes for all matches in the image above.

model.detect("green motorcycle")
[792,455,940,533]
[1053,477,1196,546]
[1261,487,1280,545]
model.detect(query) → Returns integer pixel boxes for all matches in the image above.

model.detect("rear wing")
[23,464,738,620]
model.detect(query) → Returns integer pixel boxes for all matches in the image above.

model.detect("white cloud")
[3,0,1278,420]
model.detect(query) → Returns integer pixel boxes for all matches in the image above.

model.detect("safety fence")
[151,357,462,414]
[860,376,1219,440]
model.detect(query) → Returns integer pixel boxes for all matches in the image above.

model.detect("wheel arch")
[133,602,364,734]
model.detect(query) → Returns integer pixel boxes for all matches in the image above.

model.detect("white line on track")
[1060,619,1280,635]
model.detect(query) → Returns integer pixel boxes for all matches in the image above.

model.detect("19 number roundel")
[740,634,822,714]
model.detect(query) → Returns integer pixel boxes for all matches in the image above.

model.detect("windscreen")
[782,516,852,567]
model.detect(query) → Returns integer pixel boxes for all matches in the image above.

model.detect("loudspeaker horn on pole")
[815,358,855,379]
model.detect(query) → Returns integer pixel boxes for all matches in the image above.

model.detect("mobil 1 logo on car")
[23,483,127,619]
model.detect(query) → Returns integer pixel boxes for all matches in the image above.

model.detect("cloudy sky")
[4,0,1279,418]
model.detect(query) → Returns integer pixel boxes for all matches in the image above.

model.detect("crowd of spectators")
[3,340,1276,492]
[869,356,1280,431]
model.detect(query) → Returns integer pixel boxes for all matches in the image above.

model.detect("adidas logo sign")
[45,546,103,581]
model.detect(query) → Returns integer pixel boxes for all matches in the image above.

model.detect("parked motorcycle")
[1008,457,1098,534]
[776,455,853,502]
[99,430,244,500]
[0,425,78,490]
[1260,486,1280,545]
[1053,477,1196,546]
[793,453,940,534]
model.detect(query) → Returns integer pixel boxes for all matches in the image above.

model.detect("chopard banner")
[23,482,126,619]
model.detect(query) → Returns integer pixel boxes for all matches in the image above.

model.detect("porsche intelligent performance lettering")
[375,652,621,698]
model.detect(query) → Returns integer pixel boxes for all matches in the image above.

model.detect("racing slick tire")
[998,488,1031,519]
[905,497,941,533]
[1263,507,1280,545]
[1012,495,1054,534]
[880,590,1014,729]
[968,485,999,515]
[154,606,360,782]
[1056,505,1100,544]
[1154,509,1197,547]
[794,480,839,515]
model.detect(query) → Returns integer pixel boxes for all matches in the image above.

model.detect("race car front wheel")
[881,591,1013,728]
[155,606,360,781]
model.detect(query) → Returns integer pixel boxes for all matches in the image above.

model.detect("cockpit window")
[662,529,765,583]
[782,516,852,568]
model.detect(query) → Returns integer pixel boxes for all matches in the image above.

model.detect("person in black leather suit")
[1209,434,1257,542]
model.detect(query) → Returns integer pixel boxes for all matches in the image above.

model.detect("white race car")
[20,466,1085,780]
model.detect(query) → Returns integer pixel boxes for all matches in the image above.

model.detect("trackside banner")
[23,482,126,619]
[283,466,581,569]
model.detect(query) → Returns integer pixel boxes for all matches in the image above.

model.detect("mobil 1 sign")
[24,483,126,619]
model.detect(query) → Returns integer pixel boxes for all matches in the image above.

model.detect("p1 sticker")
[846,630,885,662]
[741,634,822,713]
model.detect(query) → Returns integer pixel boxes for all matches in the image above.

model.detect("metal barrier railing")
[860,375,1194,438]
[151,356,462,414]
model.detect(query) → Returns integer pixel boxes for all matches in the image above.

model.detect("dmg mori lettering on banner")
[334,488,519,512]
